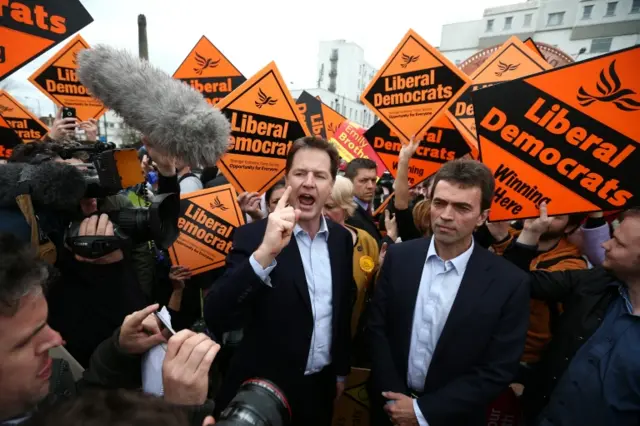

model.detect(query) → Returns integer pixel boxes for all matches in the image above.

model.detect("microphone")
[0,162,87,210]
[76,45,231,168]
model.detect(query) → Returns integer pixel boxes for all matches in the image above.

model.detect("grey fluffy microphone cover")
[76,45,230,167]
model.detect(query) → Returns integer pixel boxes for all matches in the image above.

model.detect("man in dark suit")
[205,136,354,426]
[345,158,385,245]
[368,159,530,426]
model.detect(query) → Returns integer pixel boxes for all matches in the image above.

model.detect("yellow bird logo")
[495,61,520,77]
[401,53,419,68]
[255,88,278,109]
[193,52,220,76]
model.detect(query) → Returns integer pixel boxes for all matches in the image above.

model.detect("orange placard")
[449,36,551,152]
[361,29,471,143]
[28,34,106,122]
[331,120,387,177]
[0,114,23,159]
[331,368,370,426]
[215,62,311,194]
[473,45,640,221]
[168,185,245,275]
[365,111,472,187]
[173,36,246,106]
[0,90,48,141]
[295,91,346,141]
[523,38,546,61]
[0,0,93,81]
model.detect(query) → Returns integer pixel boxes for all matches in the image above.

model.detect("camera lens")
[217,379,291,426]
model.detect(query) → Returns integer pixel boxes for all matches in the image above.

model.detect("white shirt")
[249,217,334,375]
[408,237,474,426]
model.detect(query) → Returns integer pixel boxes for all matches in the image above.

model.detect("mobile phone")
[154,311,176,336]
[62,106,77,118]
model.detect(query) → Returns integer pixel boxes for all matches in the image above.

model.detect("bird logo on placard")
[327,122,337,134]
[495,61,520,77]
[577,60,640,112]
[0,105,13,113]
[210,197,228,212]
[255,88,278,109]
[401,53,419,68]
[193,52,220,76]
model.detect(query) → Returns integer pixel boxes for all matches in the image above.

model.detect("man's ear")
[477,209,490,228]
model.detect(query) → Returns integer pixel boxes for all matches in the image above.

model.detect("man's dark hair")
[0,233,48,317]
[8,142,59,164]
[345,158,377,181]
[430,159,495,211]
[265,178,286,204]
[24,389,190,426]
[285,136,339,180]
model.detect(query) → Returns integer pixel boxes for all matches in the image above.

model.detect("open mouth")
[298,194,316,208]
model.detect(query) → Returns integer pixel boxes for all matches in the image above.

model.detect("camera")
[58,143,180,258]
[62,106,76,118]
[217,379,291,426]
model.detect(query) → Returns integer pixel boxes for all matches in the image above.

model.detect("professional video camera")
[53,142,179,259]
[217,379,291,426]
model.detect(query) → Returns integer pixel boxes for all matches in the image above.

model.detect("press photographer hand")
[162,330,220,406]
[253,186,300,268]
[74,214,124,264]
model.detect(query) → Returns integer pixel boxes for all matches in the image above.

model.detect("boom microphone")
[76,45,231,167]
[0,162,87,210]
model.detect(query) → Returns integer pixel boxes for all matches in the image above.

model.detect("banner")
[332,368,370,426]
[449,36,551,154]
[0,114,23,159]
[473,45,640,221]
[216,62,310,194]
[168,185,245,275]
[331,120,387,177]
[361,29,471,143]
[295,90,346,141]
[0,90,48,141]
[0,0,93,81]
[366,112,472,187]
[28,34,106,121]
[173,36,246,106]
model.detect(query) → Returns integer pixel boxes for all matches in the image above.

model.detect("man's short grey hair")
[0,234,48,317]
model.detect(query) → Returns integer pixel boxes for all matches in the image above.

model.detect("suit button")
[577,336,584,341]
[552,376,557,381]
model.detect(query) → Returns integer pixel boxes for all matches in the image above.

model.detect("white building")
[290,88,378,128]
[97,110,132,146]
[292,40,378,127]
[439,0,640,64]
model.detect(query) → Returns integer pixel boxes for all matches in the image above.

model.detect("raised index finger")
[275,186,292,211]
[128,303,160,327]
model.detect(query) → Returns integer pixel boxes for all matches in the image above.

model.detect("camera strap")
[14,193,57,265]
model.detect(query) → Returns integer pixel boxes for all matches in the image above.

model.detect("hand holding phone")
[154,309,176,336]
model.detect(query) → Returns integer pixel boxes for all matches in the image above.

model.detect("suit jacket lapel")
[327,221,343,316]
[280,237,312,313]
[397,238,431,376]
[428,246,493,373]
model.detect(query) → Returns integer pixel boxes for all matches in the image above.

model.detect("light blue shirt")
[408,237,474,426]
[249,217,335,376]
[353,196,369,212]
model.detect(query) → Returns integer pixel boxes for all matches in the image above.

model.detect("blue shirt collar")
[354,197,369,212]
[294,216,330,240]
[426,236,474,276]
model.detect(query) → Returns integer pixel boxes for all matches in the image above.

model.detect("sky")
[4,0,517,117]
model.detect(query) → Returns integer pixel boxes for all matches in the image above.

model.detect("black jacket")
[368,238,530,426]
[501,242,619,420]
[204,218,354,413]
[347,204,393,248]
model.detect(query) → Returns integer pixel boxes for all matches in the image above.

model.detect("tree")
[118,123,143,149]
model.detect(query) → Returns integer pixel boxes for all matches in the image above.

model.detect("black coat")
[204,218,354,413]
[368,237,530,426]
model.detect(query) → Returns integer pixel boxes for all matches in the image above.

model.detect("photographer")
[0,233,219,426]
[0,141,181,367]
